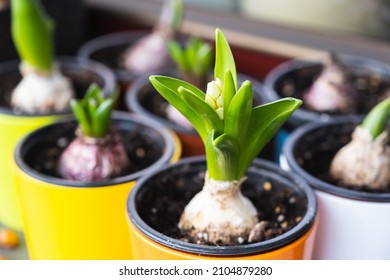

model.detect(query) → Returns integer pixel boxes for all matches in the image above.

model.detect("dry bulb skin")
[58,129,130,182]
[330,126,390,190]
[178,173,258,245]
[303,54,357,113]
[11,62,74,114]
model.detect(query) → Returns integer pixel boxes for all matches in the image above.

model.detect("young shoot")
[58,84,129,182]
[330,97,390,190]
[150,28,302,245]
[167,37,212,88]
[166,37,213,129]
[11,0,74,114]
[123,0,183,75]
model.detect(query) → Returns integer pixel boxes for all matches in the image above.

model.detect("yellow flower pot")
[0,113,58,230]
[127,157,318,259]
[0,58,116,231]
[13,113,181,260]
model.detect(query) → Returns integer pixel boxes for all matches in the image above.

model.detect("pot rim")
[14,111,177,188]
[0,56,117,117]
[126,72,265,135]
[283,117,390,202]
[263,53,390,124]
[127,156,317,256]
[77,30,153,83]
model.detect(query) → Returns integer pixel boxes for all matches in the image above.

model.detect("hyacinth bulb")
[123,32,171,75]
[303,53,357,113]
[330,98,390,190]
[58,130,130,182]
[123,0,182,75]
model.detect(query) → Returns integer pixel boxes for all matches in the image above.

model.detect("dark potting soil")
[293,122,390,193]
[0,65,105,112]
[276,64,390,115]
[136,164,307,246]
[23,122,164,181]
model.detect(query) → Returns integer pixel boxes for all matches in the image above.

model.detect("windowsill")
[85,0,390,63]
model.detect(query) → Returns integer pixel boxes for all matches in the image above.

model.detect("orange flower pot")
[13,113,181,260]
[127,157,318,259]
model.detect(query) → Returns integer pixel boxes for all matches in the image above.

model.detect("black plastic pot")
[13,112,180,259]
[125,72,276,160]
[0,56,116,116]
[263,53,390,130]
[282,117,390,259]
[263,53,390,161]
[127,157,318,259]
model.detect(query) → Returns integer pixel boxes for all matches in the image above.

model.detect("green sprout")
[167,37,213,82]
[361,97,390,139]
[150,28,302,181]
[70,84,117,138]
[11,0,54,73]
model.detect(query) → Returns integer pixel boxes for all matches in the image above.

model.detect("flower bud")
[206,78,224,119]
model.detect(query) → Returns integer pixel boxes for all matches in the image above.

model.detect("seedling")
[11,0,74,113]
[123,0,182,75]
[58,84,129,182]
[150,28,302,245]
[330,97,390,190]
[167,36,212,88]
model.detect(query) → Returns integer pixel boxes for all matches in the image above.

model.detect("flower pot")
[13,112,181,260]
[127,157,318,259]
[281,117,390,259]
[263,53,390,159]
[126,73,275,160]
[0,57,116,231]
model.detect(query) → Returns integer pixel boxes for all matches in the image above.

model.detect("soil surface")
[293,122,390,193]
[136,163,307,246]
[276,63,390,115]
[22,121,164,180]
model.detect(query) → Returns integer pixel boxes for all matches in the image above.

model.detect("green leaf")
[195,43,212,77]
[361,97,390,139]
[87,98,98,123]
[169,0,183,32]
[11,0,54,72]
[150,75,205,99]
[179,86,224,135]
[82,83,102,107]
[70,99,91,136]
[184,38,197,68]
[92,99,113,137]
[167,40,186,72]
[205,131,240,181]
[149,75,209,140]
[223,69,237,121]
[214,28,237,90]
[238,98,302,177]
[224,81,252,145]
